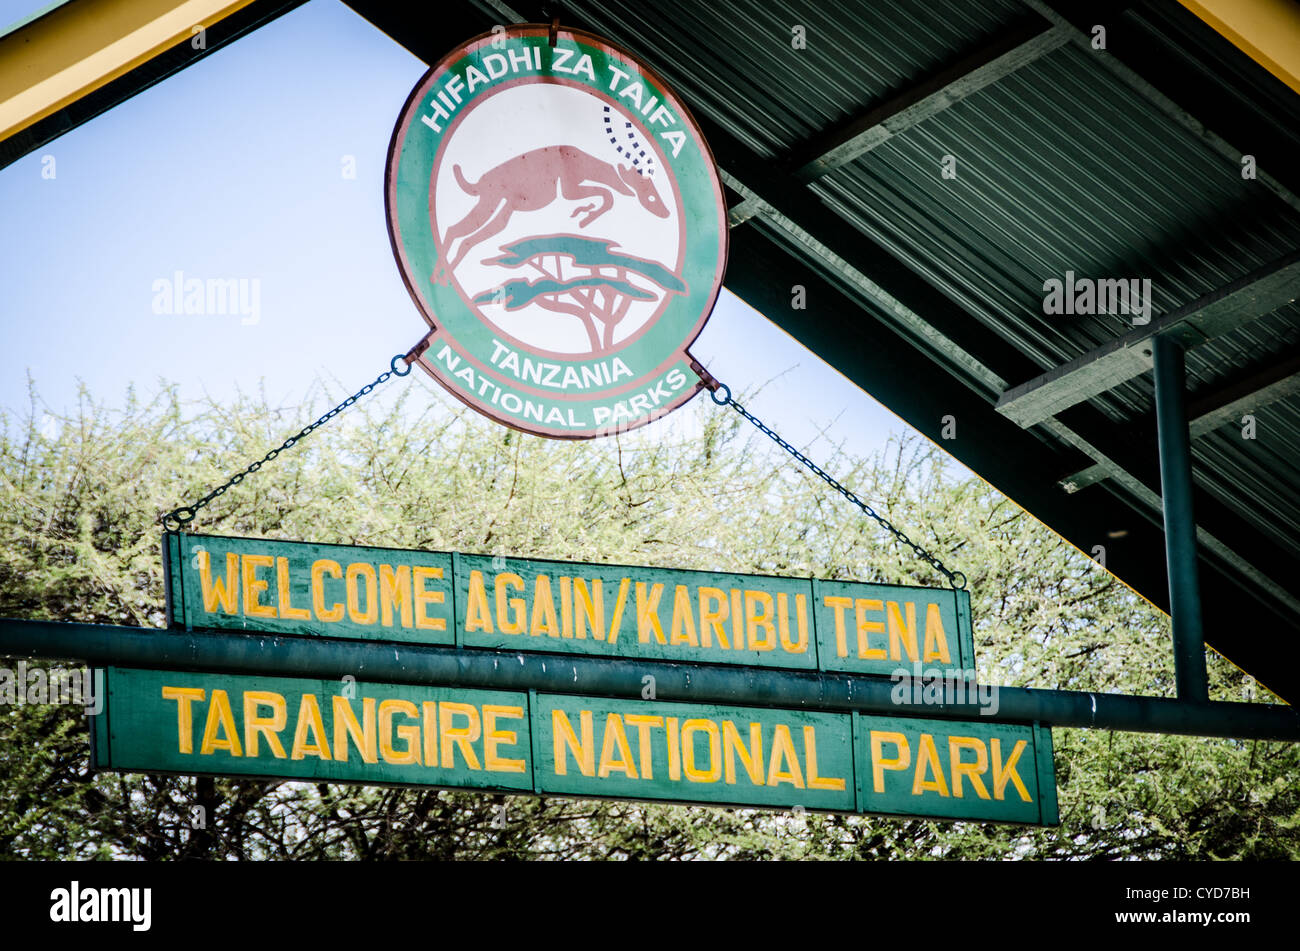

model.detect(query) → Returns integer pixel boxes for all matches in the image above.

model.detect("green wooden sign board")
[164,533,456,646]
[165,533,975,677]
[91,667,1057,824]
[92,667,531,791]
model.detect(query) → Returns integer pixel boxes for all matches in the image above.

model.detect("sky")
[0,0,945,477]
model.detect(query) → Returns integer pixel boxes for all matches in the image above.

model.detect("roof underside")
[353,0,1300,704]
[6,0,1299,702]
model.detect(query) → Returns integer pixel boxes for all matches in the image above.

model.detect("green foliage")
[1,377,1296,859]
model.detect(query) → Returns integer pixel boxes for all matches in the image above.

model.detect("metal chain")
[709,382,967,590]
[160,353,417,531]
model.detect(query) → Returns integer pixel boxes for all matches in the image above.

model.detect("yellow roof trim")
[0,0,256,144]
[1180,0,1300,96]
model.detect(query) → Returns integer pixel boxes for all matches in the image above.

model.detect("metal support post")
[1153,334,1209,702]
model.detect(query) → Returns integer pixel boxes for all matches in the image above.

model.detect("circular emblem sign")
[386,25,728,438]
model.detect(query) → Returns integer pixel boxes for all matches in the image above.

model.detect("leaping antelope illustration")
[432,145,669,284]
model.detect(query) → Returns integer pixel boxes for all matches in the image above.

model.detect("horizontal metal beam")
[1059,462,1109,494]
[709,153,1011,397]
[709,130,1300,624]
[789,19,1068,182]
[997,250,1300,427]
[714,146,1300,620]
[725,220,1300,704]
[1188,350,1300,438]
[3,618,1298,741]
[1039,410,1300,617]
[1059,349,1300,490]
[1021,0,1300,215]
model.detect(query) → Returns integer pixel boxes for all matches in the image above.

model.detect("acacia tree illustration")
[479,238,677,356]
[522,254,634,353]
[525,253,600,352]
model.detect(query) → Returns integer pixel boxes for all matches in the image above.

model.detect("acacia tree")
[1,377,1296,859]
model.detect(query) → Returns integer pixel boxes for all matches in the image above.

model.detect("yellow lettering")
[745,590,776,650]
[624,714,662,780]
[635,582,666,644]
[887,601,919,662]
[856,598,886,659]
[722,720,764,786]
[530,574,560,637]
[332,696,378,763]
[766,724,804,788]
[574,577,603,640]
[670,585,699,646]
[483,705,525,773]
[422,701,438,767]
[311,559,344,622]
[698,587,730,648]
[923,603,952,663]
[729,589,743,649]
[200,689,242,756]
[345,563,378,625]
[414,566,446,630]
[607,577,630,644]
[870,731,910,793]
[912,733,949,797]
[291,694,331,760]
[804,725,846,790]
[666,716,681,780]
[276,557,311,621]
[681,719,721,783]
[380,564,414,628]
[777,592,809,653]
[598,713,638,778]
[243,690,287,759]
[495,573,526,634]
[241,554,276,620]
[379,699,421,765]
[162,686,205,754]
[552,709,595,777]
[199,551,239,615]
[824,595,853,657]
[559,577,574,639]
[991,738,1032,802]
[464,570,493,633]
[439,701,482,770]
[949,736,990,799]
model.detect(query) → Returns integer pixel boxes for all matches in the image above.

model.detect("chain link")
[709,382,966,590]
[160,354,416,531]
[160,353,964,587]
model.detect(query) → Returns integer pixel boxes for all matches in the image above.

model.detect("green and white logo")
[386,25,728,438]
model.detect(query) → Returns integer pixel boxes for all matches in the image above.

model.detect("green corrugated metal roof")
[440,0,1300,699]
